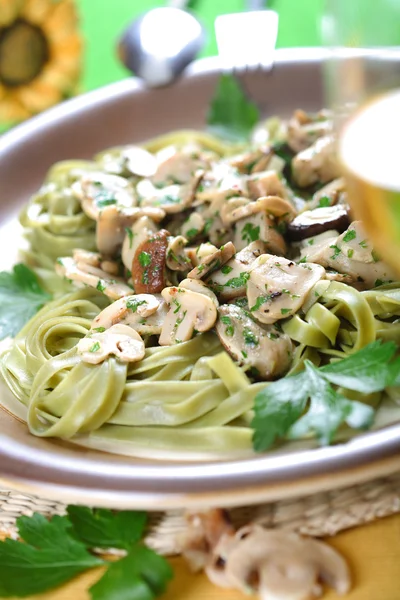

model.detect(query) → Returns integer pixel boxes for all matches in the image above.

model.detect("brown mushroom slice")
[287,108,333,153]
[122,216,158,273]
[71,171,137,220]
[208,525,350,600]
[188,242,236,280]
[181,212,205,241]
[123,146,157,177]
[77,324,145,365]
[292,135,340,188]
[247,170,288,200]
[179,278,219,307]
[301,221,396,288]
[132,229,169,294]
[206,241,267,301]
[55,256,133,300]
[229,147,274,174]
[287,205,350,242]
[233,211,286,254]
[215,305,292,380]
[230,195,296,225]
[247,254,325,324]
[159,286,217,346]
[166,235,192,271]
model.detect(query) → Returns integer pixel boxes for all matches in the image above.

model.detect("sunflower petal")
[20,0,53,25]
[42,0,80,41]
[16,80,62,112]
[0,0,22,26]
[0,94,31,121]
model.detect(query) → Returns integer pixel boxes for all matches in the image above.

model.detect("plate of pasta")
[1,49,400,509]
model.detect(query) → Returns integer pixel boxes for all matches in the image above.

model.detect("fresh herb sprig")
[207,74,259,142]
[0,264,51,340]
[252,340,400,452]
[0,506,173,599]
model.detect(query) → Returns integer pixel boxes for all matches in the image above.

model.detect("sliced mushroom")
[229,146,274,174]
[187,242,219,267]
[287,205,350,241]
[215,305,293,380]
[188,242,236,280]
[181,212,205,242]
[207,524,351,600]
[166,235,192,271]
[309,177,347,210]
[91,294,168,336]
[247,170,288,200]
[132,229,169,294]
[159,286,217,345]
[72,249,101,267]
[77,324,145,364]
[55,256,133,300]
[301,221,396,288]
[229,195,296,225]
[233,211,286,254]
[292,135,340,188]
[246,254,325,324]
[122,216,158,273]
[206,241,267,301]
[72,171,137,220]
[152,146,208,185]
[220,197,251,228]
[95,145,157,177]
[179,278,219,307]
[138,174,202,214]
[287,108,333,153]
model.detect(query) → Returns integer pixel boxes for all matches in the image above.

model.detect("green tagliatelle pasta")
[3,119,400,460]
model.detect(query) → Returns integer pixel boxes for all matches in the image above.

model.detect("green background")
[77,0,324,91]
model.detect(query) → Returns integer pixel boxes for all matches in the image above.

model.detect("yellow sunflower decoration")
[0,0,82,125]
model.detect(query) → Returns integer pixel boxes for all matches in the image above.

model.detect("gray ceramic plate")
[1,49,400,509]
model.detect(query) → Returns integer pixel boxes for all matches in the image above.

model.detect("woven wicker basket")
[1,471,400,554]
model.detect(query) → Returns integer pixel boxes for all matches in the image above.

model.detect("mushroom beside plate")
[1,50,400,510]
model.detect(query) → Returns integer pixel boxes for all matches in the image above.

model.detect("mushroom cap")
[77,324,145,364]
[159,286,217,345]
[287,205,350,242]
[215,305,293,379]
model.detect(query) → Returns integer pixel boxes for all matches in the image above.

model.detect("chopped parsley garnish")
[221,265,233,275]
[359,239,368,248]
[347,249,354,258]
[375,279,384,287]
[186,228,198,239]
[280,308,291,315]
[250,295,271,312]
[371,249,380,263]
[125,227,134,248]
[268,332,279,340]
[308,238,315,245]
[225,271,250,289]
[243,328,259,346]
[221,315,234,336]
[343,229,356,243]
[241,350,248,359]
[90,342,100,352]
[233,297,248,308]
[241,223,260,244]
[172,298,181,314]
[204,217,214,234]
[138,251,152,267]
[329,244,341,260]
[126,298,147,312]
[96,280,106,292]
[317,196,331,208]
[157,194,181,206]
[93,327,106,333]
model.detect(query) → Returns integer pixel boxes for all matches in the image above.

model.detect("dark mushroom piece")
[215,305,293,380]
[132,229,169,294]
[287,205,350,242]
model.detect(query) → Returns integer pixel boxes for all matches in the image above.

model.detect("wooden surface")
[6,513,400,600]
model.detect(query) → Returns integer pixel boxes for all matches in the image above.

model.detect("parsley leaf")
[90,546,173,600]
[0,513,103,597]
[252,341,397,452]
[207,74,259,142]
[0,264,51,340]
[67,506,147,551]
